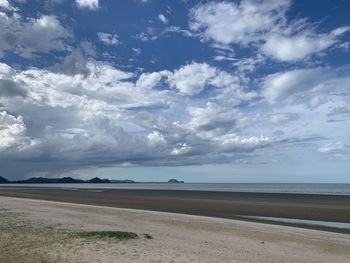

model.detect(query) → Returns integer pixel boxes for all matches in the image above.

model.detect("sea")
[2,183,350,195]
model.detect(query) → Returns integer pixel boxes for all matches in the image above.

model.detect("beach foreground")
[0,187,350,233]
[0,196,349,263]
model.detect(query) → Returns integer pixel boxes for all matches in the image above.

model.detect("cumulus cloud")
[136,71,169,90]
[2,56,350,178]
[0,59,274,178]
[75,0,99,9]
[0,0,16,11]
[52,49,91,76]
[170,143,191,156]
[147,130,166,145]
[0,62,13,76]
[97,32,119,45]
[189,0,349,62]
[167,63,217,95]
[186,103,236,136]
[162,62,256,100]
[0,111,33,151]
[179,102,270,153]
[0,12,70,57]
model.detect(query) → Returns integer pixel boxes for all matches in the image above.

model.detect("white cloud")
[180,103,270,153]
[158,14,168,24]
[0,59,276,176]
[163,26,192,37]
[135,63,257,102]
[171,143,191,156]
[167,63,217,95]
[182,102,270,153]
[0,62,14,76]
[132,47,141,56]
[189,0,349,62]
[147,130,166,145]
[97,32,119,45]
[219,134,269,149]
[186,102,236,138]
[136,71,169,90]
[0,13,70,57]
[13,62,148,115]
[0,111,33,151]
[134,25,192,43]
[190,0,289,45]
[318,142,347,154]
[75,0,99,9]
[0,0,16,10]
[262,68,325,102]
[265,113,299,124]
[134,31,158,42]
[3,55,349,178]
[209,71,257,102]
[262,27,350,62]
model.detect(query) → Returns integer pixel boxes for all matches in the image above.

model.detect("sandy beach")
[0,196,350,263]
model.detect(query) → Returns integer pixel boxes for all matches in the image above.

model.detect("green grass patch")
[75,231,139,240]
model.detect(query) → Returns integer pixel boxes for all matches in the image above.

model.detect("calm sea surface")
[2,183,350,195]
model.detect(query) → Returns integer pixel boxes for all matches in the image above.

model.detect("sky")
[0,0,350,182]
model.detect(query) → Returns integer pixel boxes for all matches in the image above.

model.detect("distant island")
[168,179,184,183]
[0,176,184,184]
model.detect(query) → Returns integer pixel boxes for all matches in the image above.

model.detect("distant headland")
[0,176,184,184]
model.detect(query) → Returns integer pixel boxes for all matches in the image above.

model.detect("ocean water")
[239,216,350,230]
[2,183,350,195]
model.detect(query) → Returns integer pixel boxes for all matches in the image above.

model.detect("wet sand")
[0,186,349,233]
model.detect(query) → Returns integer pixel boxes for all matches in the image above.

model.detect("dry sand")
[0,196,349,263]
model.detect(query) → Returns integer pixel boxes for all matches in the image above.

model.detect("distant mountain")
[168,179,184,183]
[11,176,110,184]
[57,177,84,183]
[15,177,57,184]
[110,179,135,183]
[87,177,111,183]
[0,176,9,184]
[0,176,178,184]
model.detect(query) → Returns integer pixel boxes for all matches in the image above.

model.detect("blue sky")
[0,0,350,182]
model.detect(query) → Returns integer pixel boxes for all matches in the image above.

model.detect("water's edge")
[240,215,350,230]
[1,183,350,195]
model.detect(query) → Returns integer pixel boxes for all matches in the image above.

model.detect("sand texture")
[0,196,349,263]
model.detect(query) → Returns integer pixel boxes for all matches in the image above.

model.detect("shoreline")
[1,186,350,234]
[2,182,350,196]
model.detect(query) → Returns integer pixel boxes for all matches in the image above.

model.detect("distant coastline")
[0,176,184,184]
